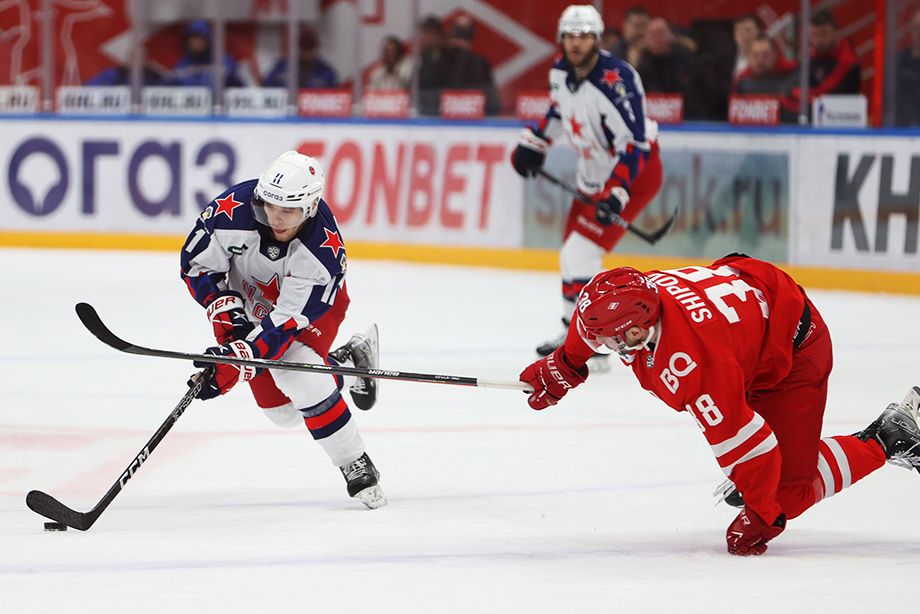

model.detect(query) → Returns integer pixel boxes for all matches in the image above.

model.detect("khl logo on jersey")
[267,245,281,260]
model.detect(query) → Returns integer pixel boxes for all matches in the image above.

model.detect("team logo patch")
[320,227,345,257]
[602,68,622,88]
[568,115,584,138]
[267,245,281,260]
[607,302,619,310]
[254,274,281,304]
[214,193,245,220]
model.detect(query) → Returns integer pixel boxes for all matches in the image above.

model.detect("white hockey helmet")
[557,4,604,41]
[252,150,325,226]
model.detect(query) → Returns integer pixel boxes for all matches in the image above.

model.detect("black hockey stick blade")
[627,206,678,245]
[75,302,133,352]
[25,373,208,531]
[536,169,677,245]
[76,302,530,391]
[26,490,95,531]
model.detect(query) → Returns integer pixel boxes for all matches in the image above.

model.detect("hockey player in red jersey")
[519,254,920,555]
[511,4,663,366]
[181,151,386,509]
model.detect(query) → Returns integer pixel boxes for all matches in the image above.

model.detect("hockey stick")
[25,370,210,531]
[75,303,531,392]
[536,169,677,245]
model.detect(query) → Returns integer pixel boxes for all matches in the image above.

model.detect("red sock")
[779,436,886,519]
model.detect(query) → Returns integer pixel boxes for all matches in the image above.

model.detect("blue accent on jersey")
[180,178,259,308]
[181,178,348,362]
[294,199,347,279]
[546,50,653,192]
[588,51,648,143]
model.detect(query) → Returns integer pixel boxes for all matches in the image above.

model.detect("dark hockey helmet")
[576,267,660,347]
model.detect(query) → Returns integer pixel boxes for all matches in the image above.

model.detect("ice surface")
[1,249,919,613]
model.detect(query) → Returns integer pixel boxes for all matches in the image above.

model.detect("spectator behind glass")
[85,60,165,86]
[416,15,448,115]
[444,14,499,114]
[783,9,860,115]
[636,17,706,120]
[167,20,244,88]
[734,35,796,95]
[895,10,920,127]
[601,27,623,55]
[613,6,649,66]
[733,13,765,77]
[264,25,338,89]
[367,35,412,91]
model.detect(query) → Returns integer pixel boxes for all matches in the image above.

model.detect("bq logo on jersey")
[659,352,698,394]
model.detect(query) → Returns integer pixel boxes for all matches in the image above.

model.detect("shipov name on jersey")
[646,271,712,323]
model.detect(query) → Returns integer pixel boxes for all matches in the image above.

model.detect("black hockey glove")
[511,128,550,178]
[594,186,629,226]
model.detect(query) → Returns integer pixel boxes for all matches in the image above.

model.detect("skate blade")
[901,386,920,421]
[355,484,387,509]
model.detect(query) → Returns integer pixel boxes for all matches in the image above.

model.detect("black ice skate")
[856,386,920,472]
[329,324,379,411]
[713,478,745,508]
[536,318,569,356]
[340,452,386,509]
[536,318,610,373]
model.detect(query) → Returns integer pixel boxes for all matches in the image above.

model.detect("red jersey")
[566,255,821,522]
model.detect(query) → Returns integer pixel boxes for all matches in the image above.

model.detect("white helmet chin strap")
[612,324,658,357]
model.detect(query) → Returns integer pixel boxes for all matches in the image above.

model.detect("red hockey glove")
[593,185,629,227]
[519,347,589,410]
[206,291,254,345]
[511,128,550,178]
[726,507,786,556]
[191,340,259,400]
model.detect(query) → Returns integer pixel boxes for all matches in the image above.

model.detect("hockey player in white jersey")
[180,150,385,509]
[511,5,664,368]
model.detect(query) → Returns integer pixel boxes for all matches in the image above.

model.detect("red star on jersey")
[569,116,584,138]
[214,193,245,220]
[601,68,622,88]
[319,227,344,258]
[254,274,281,304]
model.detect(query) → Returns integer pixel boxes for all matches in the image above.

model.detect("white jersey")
[539,50,658,196]
[181,178,346,360]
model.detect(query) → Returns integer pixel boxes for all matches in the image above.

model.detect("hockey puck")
[43,522,68,532]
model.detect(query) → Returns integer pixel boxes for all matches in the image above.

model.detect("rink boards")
[0,116,917,293]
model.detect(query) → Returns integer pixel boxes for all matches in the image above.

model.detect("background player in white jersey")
[511,4,663,366]
[180,151,386,509]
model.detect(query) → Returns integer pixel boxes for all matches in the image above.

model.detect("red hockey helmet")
[576,267,660,348]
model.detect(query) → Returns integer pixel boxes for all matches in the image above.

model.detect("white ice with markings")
[1,249,919,613]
